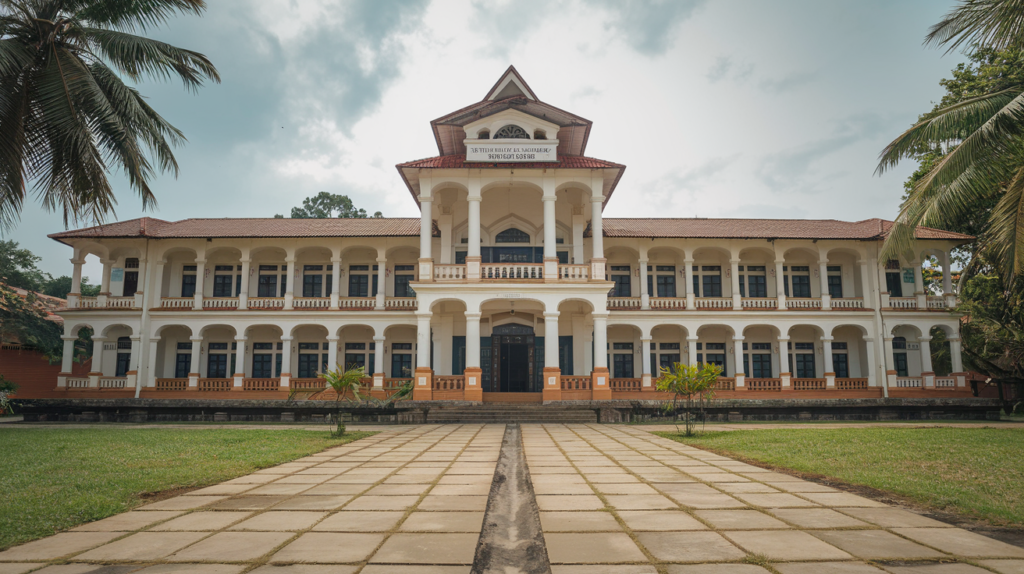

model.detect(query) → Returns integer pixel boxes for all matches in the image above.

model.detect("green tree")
[655,362,721,436]
[275,192,383,219]
[0,0,219,231]
[41,275,100,298]
[1,284,65,362]
[878,1,1024,280]
[957,269,1024,412]
[0,240,48,291]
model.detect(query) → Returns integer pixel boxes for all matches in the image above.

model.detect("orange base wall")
[1,347,91,399]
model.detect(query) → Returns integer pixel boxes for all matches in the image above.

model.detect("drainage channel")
[471,423,552,574]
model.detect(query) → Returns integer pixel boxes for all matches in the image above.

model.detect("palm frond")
[82,27,219,91]
[926,0,1024,54]
[69,0,206,33]
[985,163,1024,276]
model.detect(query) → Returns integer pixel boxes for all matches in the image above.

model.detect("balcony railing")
[926,296,947,310]
[696,297,732,310]
[608,297,641,310]
[434,264,467,281]
[339,297,375,310]
[895,376,922,388]
[792,378,827,390]
[244,378,280,391]
[889,297,917,310]
[385,297,417,310]
[198,378,233,391]
[433,376,464,391]
[249,297,285,309]
[746,378,781,391]
[558,264,589,281]
[99,377,128,389]
[935,377,956,387]
[741,297,777,309]
[203,297,238,309]
[836,378,868,390]
[482,263,544,280]
[714,377,736,391]
[66,377,90,388]
[610,378,641,391]
[293,297,330,309]
[561,376,591,390]
[155,378,188,391]
[650,297,687,310]
[786,298,822,310]
[290,378,326,390]
[832,298,865,309]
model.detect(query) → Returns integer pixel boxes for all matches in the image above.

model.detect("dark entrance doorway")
[489,324,536,392]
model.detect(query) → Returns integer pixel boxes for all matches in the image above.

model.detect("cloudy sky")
[10,0,967,277]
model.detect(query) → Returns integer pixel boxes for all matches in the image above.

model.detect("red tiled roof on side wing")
[600,218,973,241]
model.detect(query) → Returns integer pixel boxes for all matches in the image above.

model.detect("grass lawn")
[655,427,1024,526]
[0,428,374,550]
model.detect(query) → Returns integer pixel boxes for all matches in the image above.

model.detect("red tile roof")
[49,217,972,243]
[600,218,973,241]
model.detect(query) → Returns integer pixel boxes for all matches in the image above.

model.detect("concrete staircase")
[425,404,599,424]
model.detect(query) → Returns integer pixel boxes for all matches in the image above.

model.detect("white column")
[687,337,699,367]
[133,258,147,307]
[99,259,113,300]
[192,259,206,310]
[941,251,953,294]
[61,336,76,373]
[864,337,878,387]
[858,260,871,306]
[126,335,141,390]
[730,258,742,309]
[279,336,292,388]
[153,261,165,304]
[373,335,386,387]
[639,259,650,309]
[775,259,787,310]
[590,196,604,260]
[950,337,963,373]
[330,257,341,309]
[543,196,557,259]
[90,338,106,382]
[233,337,246,387]
[466,313,481,368]
[419,195,433,282]
[684,258,696,310]
[283,256,295,310]
[822,336,835,387]
[913,258,925,294]
[778,336,791,388]
[189,336,202,388]
[416,313,432,370]
[818,259,831,310]
[732,336,745,388]
[641,338,653,375]
[593,314,608,369]
[69,258,83,308]
[544,312,560,368]
[238,259,250,309]
[468,197,481,257]
[145,338,159,391]
[375,256,386,310]
[327,336,339,372]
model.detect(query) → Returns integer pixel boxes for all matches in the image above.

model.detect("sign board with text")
[466,142,557,163]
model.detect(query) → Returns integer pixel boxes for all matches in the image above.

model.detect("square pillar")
[69,258,83,308]
[98,259,113,306]
[153,261,166,308]
[687,337,698,367]
[419,195,433,282]
[233,337,246,388]
[590,195,606,281]
[685,259,696,310]
[376,256,387,310]
[467,181,482,281]
[465,313,482,401]
[192,259,206,311]
[414,313,433,400]
[189,336,202,389]
[283,256,295,310]
[858,260,872,308]
[279,336,293,390]
[732,337,745,389]
[818,259,832,310]
[238,259,250,309]
[373,335,386,389]
[330,257,341,309]
[775,259,787,310]
[641,337,654,390]
[883,337,897,389]
[730,259,742,311]
[778,336,791,389]
[822,336,835,388]
[950,337,963,373]
[864,337,878,387]
[543,312,562,401]
[591,314,610,400]
[920,337,934,388]
[125,336,141,391]
[145,337,159,393]
[88,337,106,388]
[639,259,650,309]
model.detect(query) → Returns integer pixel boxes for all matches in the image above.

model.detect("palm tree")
[0,0,219,230]
[877,0,1024,279]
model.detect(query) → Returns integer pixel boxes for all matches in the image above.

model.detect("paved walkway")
[1,424,1022,574]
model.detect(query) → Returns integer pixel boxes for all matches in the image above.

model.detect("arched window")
[478,129,490,140]
[495,228,530,243]
[533,129,546,140]
[494,124,529,139]
[892,337,907,349]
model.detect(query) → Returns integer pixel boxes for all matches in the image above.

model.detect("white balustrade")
[99,377,127,388]
[203,297,239,309]
[386,297,418,310]
[786,298,822,309]
[293,297,330,309]
[78,297,99,308]
[558,264,590,281]
[741,297,777,309]
[695,297,733,309]
[889,297,918,310]
[434,265,467,281]
[106,297,135,308]
[248,297,285,309]
[651,298,688,310]
[608,297,641,310]
[895,377,922,388]
[481,263,544,280]
[338,297,375,309]
[160,298,193,309]
[831,298,865,309]
[935,377,956,387]
[66,378,90,388]
[927,297,947,310]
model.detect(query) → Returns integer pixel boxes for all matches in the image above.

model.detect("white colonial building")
[48,67,971,402]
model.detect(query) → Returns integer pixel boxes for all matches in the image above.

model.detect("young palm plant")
[655,362,721,436]
[878,0,1024,280]
[0,0,219,230]
[320,366,365,435]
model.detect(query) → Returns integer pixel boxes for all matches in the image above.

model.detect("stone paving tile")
[250,566,359,574]
[840,507,954,528]
[228,511,327,531]
[617,510,707,531]
[77,532,208,561]
[133,565,247,574]
[271,532,384,563]
[206,495,288,511]
[361,566,470,574]
[272,495,353,511]
[773,563,888,573]
[536,494,605,511]
[0,532,124,561]
[800,492,888,507]
[733,492,820,508]
[727,529,854,561]
[71,510,183,531]
[186,483,257,496]
[342,495,419,511]
[978,560,1024,573]
[893,527,1024,558]
[137,495,228,511]
[604,494,679,510]
[665,566,772,574]
[635,531,747,562]
[811,529,945,559]
[401,512,485,532]
[882,564,993,573]
[167,531,295,561]
[695,509,791,530]
[148,511,251,531]
[539,511,622,532]
[544,532,648,564]
[0,565,45,574]
[369,533,479,564]
[768,508,872,528]
[552,567,658,574]
[716,482,780,494]
[417,495,488,511]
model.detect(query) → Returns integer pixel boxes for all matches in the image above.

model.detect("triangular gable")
[484,65,537,101]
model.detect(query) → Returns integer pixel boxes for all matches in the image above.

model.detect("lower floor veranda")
[55,290,970,401]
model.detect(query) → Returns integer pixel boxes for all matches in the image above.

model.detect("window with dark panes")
[832,341,849,378]
[610,266,631,297]
[788,266,811,297]
[257,265,278,297]
[349,265,369,297]
[252,342,274,378]
[892,337,908,376]
[656,266,677,297]
[175,342,192,378]
[181,265,197,297]
[391,343,413,378]
[303,265,323,297]
[213,265,234,297]
[658,342,681,375]
[886,271,903,297]
[701,266,722,297]
[745,266,767,297]
[612,342,634,378]
[793,342,815,378]
[702,342,726,376]
[827,265,843,298]
[394,265,416,297]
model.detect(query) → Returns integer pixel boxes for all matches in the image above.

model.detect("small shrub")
[655,363,721,436]
[0,376,18,415]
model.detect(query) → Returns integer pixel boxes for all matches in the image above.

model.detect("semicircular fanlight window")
[494,124,530,139]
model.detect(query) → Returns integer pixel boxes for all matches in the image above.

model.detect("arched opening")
[494,124,529,139]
